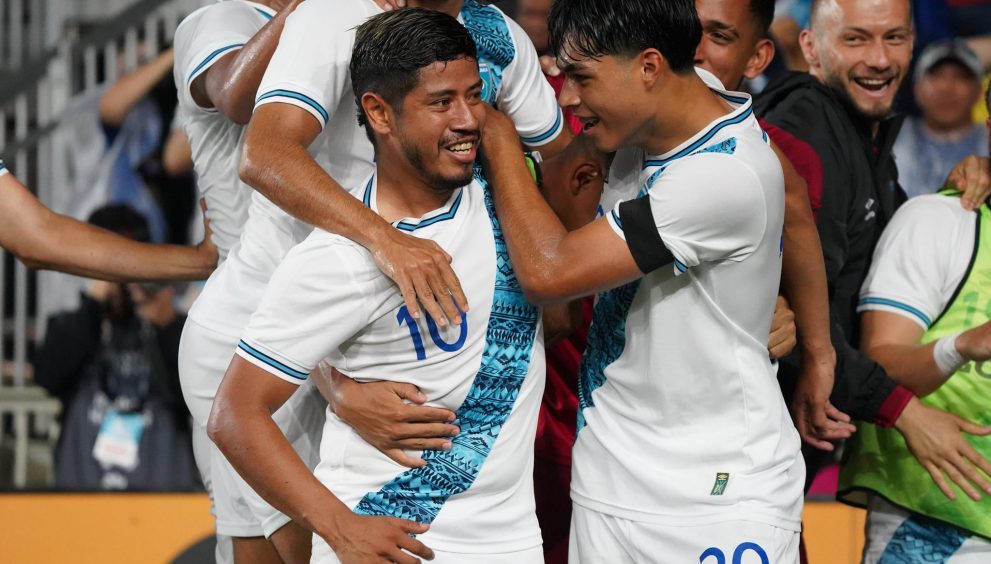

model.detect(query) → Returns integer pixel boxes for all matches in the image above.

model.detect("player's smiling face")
[804,0,913,123]
[557,51,647,154]
[396,57,485,191]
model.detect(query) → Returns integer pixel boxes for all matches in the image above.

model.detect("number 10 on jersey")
[396,305,468,360]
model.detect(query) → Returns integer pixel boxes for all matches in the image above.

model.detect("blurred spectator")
[33,204,198,492]
[895,41,989,199]
[99,48,197,246]
[771,0,811,72]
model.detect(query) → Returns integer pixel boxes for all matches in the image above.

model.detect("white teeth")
[449,141,473,153]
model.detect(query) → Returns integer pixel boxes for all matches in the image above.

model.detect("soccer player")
[0,160,216,281]
[837,90,991,564]
[178,0,569,560]
[481,0,804,560]
[210,9,544,563]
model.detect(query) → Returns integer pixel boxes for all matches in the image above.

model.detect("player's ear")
[361,92,394,138]
[571,161,602,197]
[744,38,776,80]
[639,48,666,88]
[799,29,819,71]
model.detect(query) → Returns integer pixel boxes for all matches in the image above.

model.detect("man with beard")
[210,9,546,563]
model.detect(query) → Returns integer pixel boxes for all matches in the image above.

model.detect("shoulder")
[891,193,972,228]
[288,0,378,32]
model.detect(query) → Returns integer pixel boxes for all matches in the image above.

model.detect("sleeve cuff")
[617,197,676,274]
[235,340,309,386]
[874,385,914,428]
[858,297,933,330]
[255,88,330,129]
[520,107,564,147]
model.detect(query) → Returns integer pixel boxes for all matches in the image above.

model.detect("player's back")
[572,87,804,531]
[239,174,546,557]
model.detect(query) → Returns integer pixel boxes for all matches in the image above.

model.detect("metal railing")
[0,0,206,489]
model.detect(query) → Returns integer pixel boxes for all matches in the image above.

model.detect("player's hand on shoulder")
[945,155,991,211]
[371,226,468,328]
[895,397,991,501]
[316,364,459,468]
[330,514,433,564]
[372,0,406,11]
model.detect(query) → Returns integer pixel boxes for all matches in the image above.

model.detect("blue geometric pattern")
[576,281,641,431]
[694,137,737,157]
[353,171,539,524]
[879,514,968,563]
[461,0,515,105]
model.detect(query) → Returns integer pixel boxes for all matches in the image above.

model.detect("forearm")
[832,328,912,427]
[207,4,298,124]
[240,129,392,250]
[99,49,173,126]
[866,342,946,396]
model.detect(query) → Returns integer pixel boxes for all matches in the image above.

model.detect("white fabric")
[311,538,543,564]
[859,194,975,330]
[179,318,324,538]
[240,175,545,554]
[864,496,991,564]
[173,0,273,259]
[569,503,800,564]
[573,87,804,532]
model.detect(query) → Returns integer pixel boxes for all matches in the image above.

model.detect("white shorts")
[180,318,327,538]
[311,534,543,564]
[192,422,234,564]
[864,496,991,563]
[569,503,799,564]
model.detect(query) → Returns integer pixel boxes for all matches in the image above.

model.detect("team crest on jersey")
[479,62,496,103]
[710,472,730,496]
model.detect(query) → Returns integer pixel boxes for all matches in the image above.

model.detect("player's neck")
[374,157,459,223]
[640,73,735,156]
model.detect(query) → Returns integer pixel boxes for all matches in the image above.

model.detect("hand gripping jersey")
[841,192,991,539]
[238,173,546,556]
[173,0,275,260]
[572,85,805,531]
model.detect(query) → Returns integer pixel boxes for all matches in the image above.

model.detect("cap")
[915,40,984,83]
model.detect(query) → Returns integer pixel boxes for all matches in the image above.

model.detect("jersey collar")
[642,88,753,170]
[361,173,466,233]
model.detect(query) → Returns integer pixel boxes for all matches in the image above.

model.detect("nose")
[451,97,480,132]
[693,41,707,67]
[865,39,891,71]
[558,77,581,110]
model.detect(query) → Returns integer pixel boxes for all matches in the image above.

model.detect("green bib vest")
[838,192,991,538]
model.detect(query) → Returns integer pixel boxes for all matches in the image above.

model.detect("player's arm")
[210,359,434,563]
[188,0,304,124]
[0,165,216,281]
[772,142,850,449]
[99,49,174,127]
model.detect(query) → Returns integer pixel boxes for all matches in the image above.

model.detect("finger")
[825,403,853,423]
[388,549,420,564]
[384,448,428,469]
[395,422,460,439]
[397,533,434,561]
[939,458,980,501]
[957,418,991,436]
[959,445,991,495]
[797,420,835,451]
[440,265,469,313]
[952,452,991,499]
[412,272,447,328]
[392,382,428,404]
[397,438,455,451]
[398,405,459,425]
[396,519,430,535]
[398,276,421,320]
[426,268,462,326]
[923,461,957,500]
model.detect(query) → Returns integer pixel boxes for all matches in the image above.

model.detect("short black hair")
[350,8,478,145]
[548,0,701,73]
[88,204,150,243]
[749,0,775,38]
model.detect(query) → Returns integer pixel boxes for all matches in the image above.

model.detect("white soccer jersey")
[188,0,565,339]
[858,194,975,329]
[173,0,274,259]
[237,174,546,556]
[571,87,805,531]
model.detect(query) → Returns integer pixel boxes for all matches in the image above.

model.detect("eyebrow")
[843,25,912,35]
[425,80,485,98]
[706,20,740,38]
[560,61,587,74]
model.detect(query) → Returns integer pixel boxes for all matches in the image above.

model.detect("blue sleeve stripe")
[521,108,563,145]
[237,340,309,381]
[254,7,274,20]
[0,161,7,174]
[256,89,330,124]
[858,298,932,328]
[674,259,687,273]
[610,208,623,229]
[187,44,244,84]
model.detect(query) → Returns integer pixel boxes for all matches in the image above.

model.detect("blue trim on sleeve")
[521,109,563,145]
[238,340,309,381]
[187,44,244,84]
[610,208,623,229]
[254,7,274,20]
[674,259,687,273]
[858,297,932,328]
[256,89,330,124]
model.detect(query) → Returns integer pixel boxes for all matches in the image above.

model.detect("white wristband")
[933,331,967,376]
